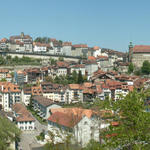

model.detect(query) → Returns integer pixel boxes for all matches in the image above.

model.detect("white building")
[47,108,110,147]
[32,95,61,119]
[62,42,72,56]
[10,32,33,52]
[68,84,83,103]
[21,87,32,106]
[91,46,101,57]
[33,42,50,52]
[13,103,35,130]
[85,61,98,79]
[0,82,21,112]
[70,64,86,75]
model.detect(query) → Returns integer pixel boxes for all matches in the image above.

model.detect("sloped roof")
[48,112,82,128]
[13,103,35,122]
[133,45,150,53]
[32,95,55,107]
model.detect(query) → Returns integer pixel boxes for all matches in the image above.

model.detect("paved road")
[18,117,47,150]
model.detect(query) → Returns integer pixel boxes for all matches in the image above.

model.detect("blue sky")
[0,0,150,52]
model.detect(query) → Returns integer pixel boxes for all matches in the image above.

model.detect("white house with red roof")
[46,108,111,147]
[13,103,35,130]
[92,46,102,57]
[70,64,86,75]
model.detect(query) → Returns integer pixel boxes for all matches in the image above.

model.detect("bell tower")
[129,42,133,62]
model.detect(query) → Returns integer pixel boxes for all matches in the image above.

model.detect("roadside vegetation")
[130,60,150,76]
[45,70,87,85]
[0,55,42,66]
[0,116,21,150]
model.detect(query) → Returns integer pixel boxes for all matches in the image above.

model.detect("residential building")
[9,32,33,52]
[41,82,67,103]
[22,87,32,106]
[6,73,12,82]
[13,103,35,130]
[32,95,61,119]
[0,82,21,112]
[68,84,83,103]
[70,64,86,75]
[0,69,9,80]
[85,61,98,79]
[14,70,28,85]
[62,42,72,56]
[50,39,63,55]
[0,38,10,50]
[91,46,102,57]
[24,68,42,83]
[33,42,51,52]
[72,44,88,57]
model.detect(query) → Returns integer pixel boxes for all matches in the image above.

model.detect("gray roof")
[32,95,55,107]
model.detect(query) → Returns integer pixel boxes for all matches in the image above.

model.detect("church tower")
[129,42,133,62]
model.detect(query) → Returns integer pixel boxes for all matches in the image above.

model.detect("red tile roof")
[62,42,72,46]
[88,56,96,60]
[93,46,100,50]
[73,44,88,48]
[133,45,150,53]
[13,103,35,122]
[69,84,82,90]
[48,112,82,128]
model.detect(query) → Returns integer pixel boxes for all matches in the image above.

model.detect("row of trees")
[34,37,63,44]
[45,70,87,85]
[0,55,41,66]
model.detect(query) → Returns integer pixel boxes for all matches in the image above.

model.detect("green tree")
[128,63,134,74]
[0,56,5,65]
[45,76,54,82]
[49,58,57,65]
[0,116,21,150]
[102,90,150,150]
[58,57,64,61]
[141,60,150,74]
[0,78,7,82]
[72,70,78,83]
[77,70,83,84]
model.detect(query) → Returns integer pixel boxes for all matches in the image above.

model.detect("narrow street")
[18,116,47,150]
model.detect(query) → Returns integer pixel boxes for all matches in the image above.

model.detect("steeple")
[128,42,133,62]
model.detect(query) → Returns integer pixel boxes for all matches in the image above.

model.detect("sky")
[0,0,150,52]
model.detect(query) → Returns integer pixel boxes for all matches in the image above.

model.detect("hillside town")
[0,33,150,150]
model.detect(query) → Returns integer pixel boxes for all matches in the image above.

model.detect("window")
[84,121,88,125]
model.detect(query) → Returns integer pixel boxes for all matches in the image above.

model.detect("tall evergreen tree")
[128,63,134,74]
[77,70,83,84]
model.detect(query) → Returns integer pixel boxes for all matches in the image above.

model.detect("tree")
[102,90,150,150]
[58,57,64,61]
[141,60,150,74]
[34,37,50,43]
[77,70,83,84]
[0,78,7,82]
[49,58,56,65]
[45,76,54,82]
[72,70,78,83]
[0,56,5,65]
[0,116,21,150]
[128,63,134,74]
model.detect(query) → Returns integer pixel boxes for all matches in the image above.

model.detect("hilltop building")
[129,42,150,67]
